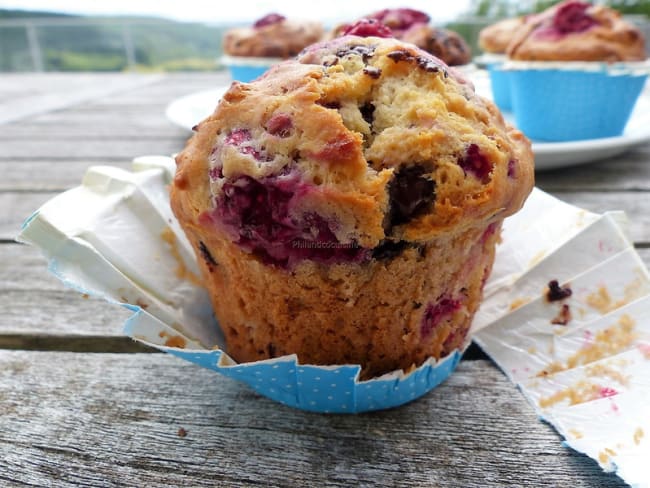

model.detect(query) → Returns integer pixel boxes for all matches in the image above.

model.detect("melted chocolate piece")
[387,165,435,228]
[359,102,375,125]
[546,280,572,302]
[372,239,409,260]
[335,44,376,63]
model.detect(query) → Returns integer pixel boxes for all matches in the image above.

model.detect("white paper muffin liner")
[17,157,650,486]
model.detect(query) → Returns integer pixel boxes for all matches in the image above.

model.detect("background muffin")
[501,1,648,141]
[479,17,526,54]
[223,13,324,59]
[172,34,534,379]
[222,13,324,82]
[507,1,646,61]
[331,8,472,66]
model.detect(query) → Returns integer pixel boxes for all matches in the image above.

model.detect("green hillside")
[0,9,227,71]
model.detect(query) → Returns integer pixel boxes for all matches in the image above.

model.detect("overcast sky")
[0,0,474,25]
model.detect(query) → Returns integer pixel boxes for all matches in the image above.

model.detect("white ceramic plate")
[470,73,650,170]
[165,80,650,171]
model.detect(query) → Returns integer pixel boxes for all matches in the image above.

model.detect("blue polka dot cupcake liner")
[503,60,650,142]
[124,309,464,413]
[221,55,280,83]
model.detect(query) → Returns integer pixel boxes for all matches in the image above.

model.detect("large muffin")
[507,1,646,61]
[171,34,534,379]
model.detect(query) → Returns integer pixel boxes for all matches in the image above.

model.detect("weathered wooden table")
[1,72,648,487]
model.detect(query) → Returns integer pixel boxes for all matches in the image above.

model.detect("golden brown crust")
[478,17,525,54]
[181,219,500,379]
[223,20,324,58]
[400,25,472,66]
[171,35,534,377]
[508,3,647,61]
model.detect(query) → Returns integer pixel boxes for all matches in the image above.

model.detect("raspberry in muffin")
[507,1,646,61]
[171,34,534,379]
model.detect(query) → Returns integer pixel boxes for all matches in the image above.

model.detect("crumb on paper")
[81,293,89,299]
[586,279,646,315]
[160,226,203,287]
[551,304,572,326]
[177,427,188,438]
[587,286,616,314]
[527,346,537,354]
[634,427,644,445]
[528,250,547,268]
[537,362,564,377]
[566,314,637,369]
[598,448,617,465]
[569,429,583,440]
[585,363,629,386]
[510,297,530,311]
[538,380,619,409]
[546,280,572,302]
[537,315,637,377]
[159,331,187,349]
[135,298,149,310]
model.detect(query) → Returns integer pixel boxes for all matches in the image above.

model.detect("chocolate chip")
[387,165,435,229]
[372,239,409,260]
[387,49,443,74]
[360,102,375,125]
[362,66,382,79]
[336,44,376,63]
[546,280,572,302]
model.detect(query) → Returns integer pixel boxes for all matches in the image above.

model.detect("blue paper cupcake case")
[488,63,512,111]
[124,307,463,414]
[221,55,277,83]
[505,61,650,142]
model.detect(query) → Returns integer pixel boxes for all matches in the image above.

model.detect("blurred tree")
[468,0,650,17]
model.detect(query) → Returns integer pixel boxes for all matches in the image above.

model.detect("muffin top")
[223,13,324,59]
[507,1,647,61]
[478,17,525,54]
[172,35,534,268]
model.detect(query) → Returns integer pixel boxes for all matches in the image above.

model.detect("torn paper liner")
[17,157,650,486]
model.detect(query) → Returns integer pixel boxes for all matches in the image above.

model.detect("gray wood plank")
[0,161,133,191]
[536,147,650,191]
[0,73,165,125]
[0,351,627,488]
[1,138,186,161]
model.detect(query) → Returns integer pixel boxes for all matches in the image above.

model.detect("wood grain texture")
[0,73,648,488]
[536,147,650,192]
[0,351,628,488]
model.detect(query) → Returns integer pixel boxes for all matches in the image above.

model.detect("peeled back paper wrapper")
[17,157,650,487]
